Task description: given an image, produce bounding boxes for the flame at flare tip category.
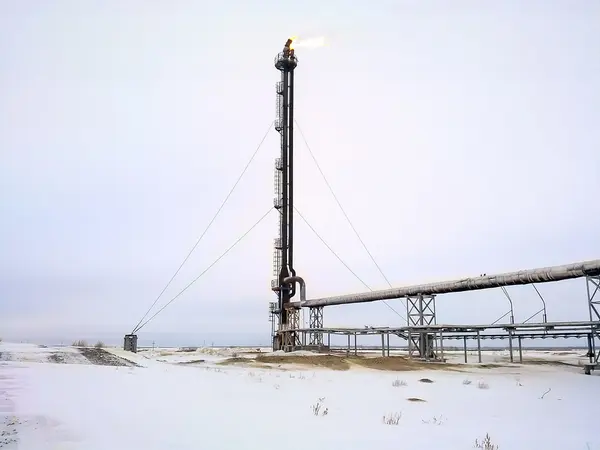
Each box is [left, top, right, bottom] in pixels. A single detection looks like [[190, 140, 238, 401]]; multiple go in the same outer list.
[[288, 36, 326, 50]]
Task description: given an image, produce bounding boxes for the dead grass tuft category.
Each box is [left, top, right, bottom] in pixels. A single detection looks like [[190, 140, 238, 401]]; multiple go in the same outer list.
[[177, 359, 206, 365], [311, 401, 328, 416], [474, 433, 499, 449], [354, 356, 459, 372], [218, 357, 250, 366], [256, 354, 351, 370], [216, 353, 462, 373], [253, 354, 458, 372], [382, 412, 402, 425], [520, 358, 578, 367], [422, 415, 445, 425], [353, 356, 422, 371], [478, 363, 506, 369]]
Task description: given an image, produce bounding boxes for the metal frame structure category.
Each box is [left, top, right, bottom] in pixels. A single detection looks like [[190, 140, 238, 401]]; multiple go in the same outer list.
[[268, 302, 278, 339], [267, 271, 600, 372], [287, 260, 599, 367], [308, 306, 324, 346], [292, 260, 600, 373], [270, 38, 299, 351], [280, 306, 301, 352], [262, 38, 600, 376], [292, 320, 599, 363], [586, 275, 600, 373], [291, 274, 600, 370], [406, 294, 436, 359]]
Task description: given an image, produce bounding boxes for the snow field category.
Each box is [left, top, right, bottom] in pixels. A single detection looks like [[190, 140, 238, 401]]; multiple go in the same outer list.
[[0, 342, 598, 450]]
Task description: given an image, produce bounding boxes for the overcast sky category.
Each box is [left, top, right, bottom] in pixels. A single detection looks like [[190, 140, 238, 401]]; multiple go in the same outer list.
[[1, 1, 599, 347]]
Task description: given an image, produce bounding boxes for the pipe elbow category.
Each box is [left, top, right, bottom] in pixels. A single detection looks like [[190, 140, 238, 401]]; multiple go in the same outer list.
[[283, 276, 306, 304]]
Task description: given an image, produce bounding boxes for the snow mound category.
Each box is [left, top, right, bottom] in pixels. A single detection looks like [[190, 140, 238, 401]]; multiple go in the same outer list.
[[0, 343, 89, 365], [0, 343, 138, 367]]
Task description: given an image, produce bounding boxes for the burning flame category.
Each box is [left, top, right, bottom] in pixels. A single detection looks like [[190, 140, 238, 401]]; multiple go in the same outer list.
[[289, 36, 326, 50], [289, 36, 298, 50]]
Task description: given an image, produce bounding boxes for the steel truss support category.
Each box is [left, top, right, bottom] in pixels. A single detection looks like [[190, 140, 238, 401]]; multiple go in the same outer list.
[[586, 275, 600, 364], [308, 306, 324, 346], [406, 294, 437, 359], [269, 302, 279, 341], [280, 306, 301, 352]]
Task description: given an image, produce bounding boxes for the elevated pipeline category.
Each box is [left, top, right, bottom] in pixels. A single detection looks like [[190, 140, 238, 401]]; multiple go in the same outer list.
[[301, 259, 600, 308]]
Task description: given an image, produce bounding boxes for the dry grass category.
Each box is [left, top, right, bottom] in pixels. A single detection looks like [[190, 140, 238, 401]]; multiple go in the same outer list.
[[218, 357, 253, 366], [352, 356, 454, 371], [246, 354, 459, 372], [519, 358, 578, 367], [256, 354, 351, 370], [422, 415, 445, 425], [382, 412, 402, 425], [474, 433, 499, 449], [213, 353, 469, 373], [177, 359, 206, 365], [311, 400, 328, 416], [477, 364, 506, 369], [94, 341, 105, 349]]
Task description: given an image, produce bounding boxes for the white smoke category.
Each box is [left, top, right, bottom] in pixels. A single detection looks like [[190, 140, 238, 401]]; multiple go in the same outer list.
[[292, 36, 327, 49]]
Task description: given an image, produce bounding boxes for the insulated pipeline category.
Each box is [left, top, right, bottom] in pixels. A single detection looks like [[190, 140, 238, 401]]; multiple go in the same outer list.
[[302, 259, 600, 308]]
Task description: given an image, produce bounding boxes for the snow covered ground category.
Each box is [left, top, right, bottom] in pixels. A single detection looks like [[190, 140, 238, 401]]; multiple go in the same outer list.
[[0, 341, 597, 450]]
